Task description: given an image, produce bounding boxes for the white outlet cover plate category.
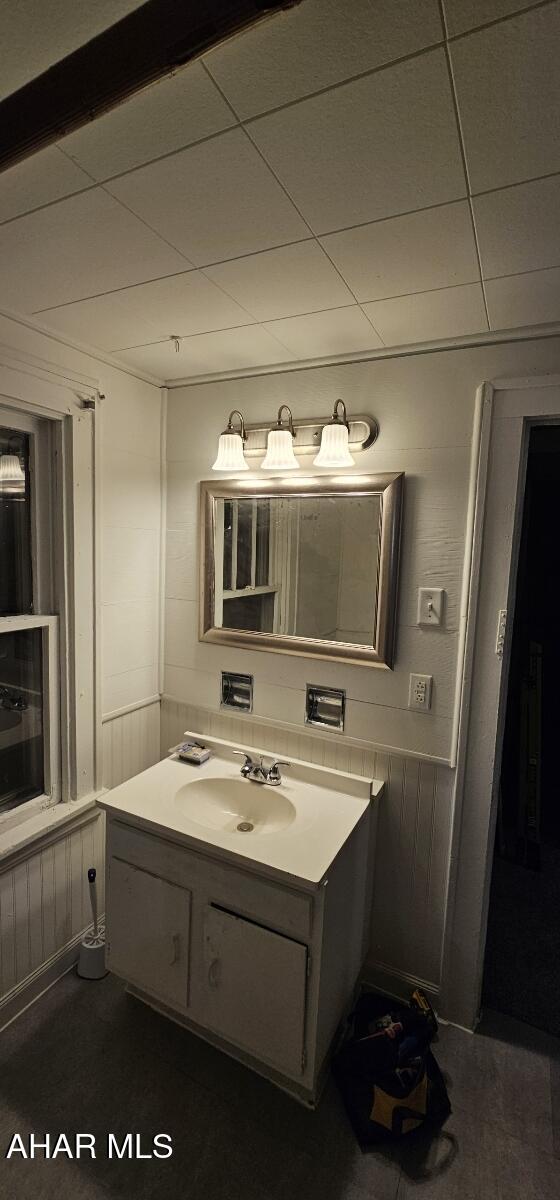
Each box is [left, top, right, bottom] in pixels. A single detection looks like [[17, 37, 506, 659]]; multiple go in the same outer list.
[[408, 673, 433, 711]]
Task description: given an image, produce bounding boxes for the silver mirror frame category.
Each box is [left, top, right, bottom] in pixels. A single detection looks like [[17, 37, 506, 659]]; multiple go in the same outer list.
[[199, 472, 403, 669]]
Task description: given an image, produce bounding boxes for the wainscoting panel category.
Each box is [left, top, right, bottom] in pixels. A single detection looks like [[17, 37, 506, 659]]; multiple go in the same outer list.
[[102, 699, 161, 790], [0, 808, 105, 1021], [161, 698, 454, 994]]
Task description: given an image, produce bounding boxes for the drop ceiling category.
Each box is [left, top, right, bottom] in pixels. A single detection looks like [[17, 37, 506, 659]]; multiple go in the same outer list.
[[1, 0, 559, 384]]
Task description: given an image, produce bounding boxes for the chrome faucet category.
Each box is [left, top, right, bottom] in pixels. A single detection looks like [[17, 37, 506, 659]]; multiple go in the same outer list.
[[233, 751, 291, 786]]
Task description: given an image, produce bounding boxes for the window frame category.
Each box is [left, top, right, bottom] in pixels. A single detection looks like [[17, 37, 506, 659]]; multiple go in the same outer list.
[[0, 354, 101, 835]]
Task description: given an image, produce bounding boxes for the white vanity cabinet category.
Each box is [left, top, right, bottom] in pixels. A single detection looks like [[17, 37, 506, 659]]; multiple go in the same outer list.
[[107, 858, 191, 1013], [202, 905, 308, 1078], [104, 790, 378, 1106]]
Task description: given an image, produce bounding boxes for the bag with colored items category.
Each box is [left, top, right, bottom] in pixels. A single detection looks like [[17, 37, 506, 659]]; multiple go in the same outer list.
[[332, 990, 451, 1148]]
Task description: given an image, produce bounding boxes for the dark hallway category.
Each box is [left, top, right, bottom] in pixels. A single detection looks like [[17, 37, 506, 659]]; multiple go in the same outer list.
[[483, 425, 560, 1036]]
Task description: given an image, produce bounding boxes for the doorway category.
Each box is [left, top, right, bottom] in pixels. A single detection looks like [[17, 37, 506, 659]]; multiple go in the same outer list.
[[482, 424, 560, 1035]]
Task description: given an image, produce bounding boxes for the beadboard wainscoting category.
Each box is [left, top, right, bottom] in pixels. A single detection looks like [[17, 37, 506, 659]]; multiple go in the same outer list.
[[161, 697, 453, 997], [102, 699, 162, 790], [0, 807, 105, 1028]]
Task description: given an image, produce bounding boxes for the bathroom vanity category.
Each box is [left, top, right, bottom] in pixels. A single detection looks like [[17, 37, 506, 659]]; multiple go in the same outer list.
[[99, 734, 383, 1105]]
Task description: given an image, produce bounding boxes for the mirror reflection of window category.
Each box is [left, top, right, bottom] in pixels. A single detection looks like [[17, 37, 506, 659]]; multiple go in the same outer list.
[[215, 494, 382, 648]]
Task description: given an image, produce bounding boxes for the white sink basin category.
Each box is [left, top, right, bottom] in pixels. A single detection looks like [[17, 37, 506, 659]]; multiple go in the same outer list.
[[99, 733, 383, 884], [174, 777, 296, 835]]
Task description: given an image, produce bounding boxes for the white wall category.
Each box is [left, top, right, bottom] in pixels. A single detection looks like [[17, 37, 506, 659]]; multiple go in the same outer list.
[[164, 335, 560, 1001]]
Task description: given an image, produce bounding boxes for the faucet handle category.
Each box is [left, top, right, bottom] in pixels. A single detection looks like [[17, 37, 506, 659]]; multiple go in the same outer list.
[[233, 750, 253, 774], [268, 759, 291, 781]]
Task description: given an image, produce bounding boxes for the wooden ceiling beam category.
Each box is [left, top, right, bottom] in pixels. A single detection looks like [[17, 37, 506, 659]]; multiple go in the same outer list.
[[0, 0, 301, 174]]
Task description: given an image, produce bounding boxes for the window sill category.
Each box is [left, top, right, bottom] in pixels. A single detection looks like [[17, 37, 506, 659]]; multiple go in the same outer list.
[[0, 795, 102, 868]]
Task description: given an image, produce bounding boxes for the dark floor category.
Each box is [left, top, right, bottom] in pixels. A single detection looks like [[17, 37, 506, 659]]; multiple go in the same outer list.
[[483, 844, 560, 1037], [1, 972, 560, 1199]]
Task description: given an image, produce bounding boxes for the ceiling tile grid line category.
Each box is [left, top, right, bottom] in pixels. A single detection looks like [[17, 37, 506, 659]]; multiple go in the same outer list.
[[199, 70, 379, 330], [443, 0, 556, 41], [46, 34, 452, 196], [98, 141, 301, 332], [439, 9, 491, 331], [216, 39, 446, 130], [203, 76, 389, 347], [29, 177, 556, 318], [110, 301, 362, 351], [57, 104, 242, 191], [202, 0, 554, 126], [106, 270, 503, 355]]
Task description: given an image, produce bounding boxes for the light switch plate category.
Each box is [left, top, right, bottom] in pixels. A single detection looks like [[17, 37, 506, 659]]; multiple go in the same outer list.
[[409, 673, 433, 711], [417, 587, 444, 626]]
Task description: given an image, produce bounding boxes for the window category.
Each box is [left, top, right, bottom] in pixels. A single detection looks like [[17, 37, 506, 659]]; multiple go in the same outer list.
[[0, 407, 59, 816], [218, 498, 277, 633]]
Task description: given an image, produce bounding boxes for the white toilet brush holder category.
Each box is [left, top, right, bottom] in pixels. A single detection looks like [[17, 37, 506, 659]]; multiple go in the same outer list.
[[77, 867, 108, 980]]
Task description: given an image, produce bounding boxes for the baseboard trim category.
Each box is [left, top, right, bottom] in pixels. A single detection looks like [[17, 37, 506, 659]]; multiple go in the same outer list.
[[0, 920, 102, 1033], [363, 958, 440, 1004]]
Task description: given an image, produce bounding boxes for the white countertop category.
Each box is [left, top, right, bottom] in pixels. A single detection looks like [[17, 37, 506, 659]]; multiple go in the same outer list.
[[98, 732, 384, 885]]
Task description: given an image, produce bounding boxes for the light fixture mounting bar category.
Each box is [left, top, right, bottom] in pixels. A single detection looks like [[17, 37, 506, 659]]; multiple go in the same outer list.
[[240, 413, 378, 458]]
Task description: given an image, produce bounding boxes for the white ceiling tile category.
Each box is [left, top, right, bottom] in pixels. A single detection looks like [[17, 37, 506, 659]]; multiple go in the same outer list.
[[485, 267, 560, 330], [0, 0, 145, 100], [114, 325, 294, 379], [0, 189, 189, 313], [450, 5, 560, 193], [60, 63, 235, 181], [205, 0, 443, 119], [474, 176, 560, 279], [36, 293, 163, 352], [0, 146, 92, 222], [106, 127, 308, 265], [206, 241, 353, 321], [362, 283, 488, 345], [443, 0, 543, 37], [38, 270, 255, 350], [321, 201, 479, 302], [249, 49, 465, 234], [109, 271, 256, 340], [263, 306, 383, 358]]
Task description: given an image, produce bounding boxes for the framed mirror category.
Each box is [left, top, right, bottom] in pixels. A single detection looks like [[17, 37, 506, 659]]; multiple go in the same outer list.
[[199, 473, 403, 669]]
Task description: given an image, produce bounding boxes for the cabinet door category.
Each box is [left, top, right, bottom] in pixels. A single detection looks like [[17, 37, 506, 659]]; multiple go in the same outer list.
[[107, 858, 191, 1013], [203, 906, 307, 1078]]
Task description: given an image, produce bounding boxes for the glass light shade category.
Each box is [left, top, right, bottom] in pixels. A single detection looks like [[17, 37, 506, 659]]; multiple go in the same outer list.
[[212, 432, 248, 471], [313, 422, 355, 468], [261, 428, 299, 470], [0, 453, 26, 496]]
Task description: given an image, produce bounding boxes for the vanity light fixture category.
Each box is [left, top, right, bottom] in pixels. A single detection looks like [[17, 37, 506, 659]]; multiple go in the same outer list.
[[212, 409, 249, 472], [0, 452, 26, 498], [261, 405, 300, 470], [313, 399, 355, 468], [211, 401, 378, 468]]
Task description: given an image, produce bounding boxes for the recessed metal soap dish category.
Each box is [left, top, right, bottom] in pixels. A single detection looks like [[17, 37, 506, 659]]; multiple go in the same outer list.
[[221, 672, 253, 712], [305, 685, 345, 732]]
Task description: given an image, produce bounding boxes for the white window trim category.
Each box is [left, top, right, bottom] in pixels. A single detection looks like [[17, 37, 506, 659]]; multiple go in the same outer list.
[[0, 354, 101, 844]]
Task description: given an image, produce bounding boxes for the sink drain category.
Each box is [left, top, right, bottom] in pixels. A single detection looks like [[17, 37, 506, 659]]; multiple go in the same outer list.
[[236, 821, 254, 833]]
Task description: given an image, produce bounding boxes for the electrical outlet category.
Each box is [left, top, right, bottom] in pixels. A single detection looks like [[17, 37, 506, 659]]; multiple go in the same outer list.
[[417, 588, 444, 626], [409, 673, 433, 711]]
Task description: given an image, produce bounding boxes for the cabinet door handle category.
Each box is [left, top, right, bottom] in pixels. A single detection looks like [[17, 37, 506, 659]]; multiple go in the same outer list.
[[170, 933, 181, 965], [208, 957, 221, 989]]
